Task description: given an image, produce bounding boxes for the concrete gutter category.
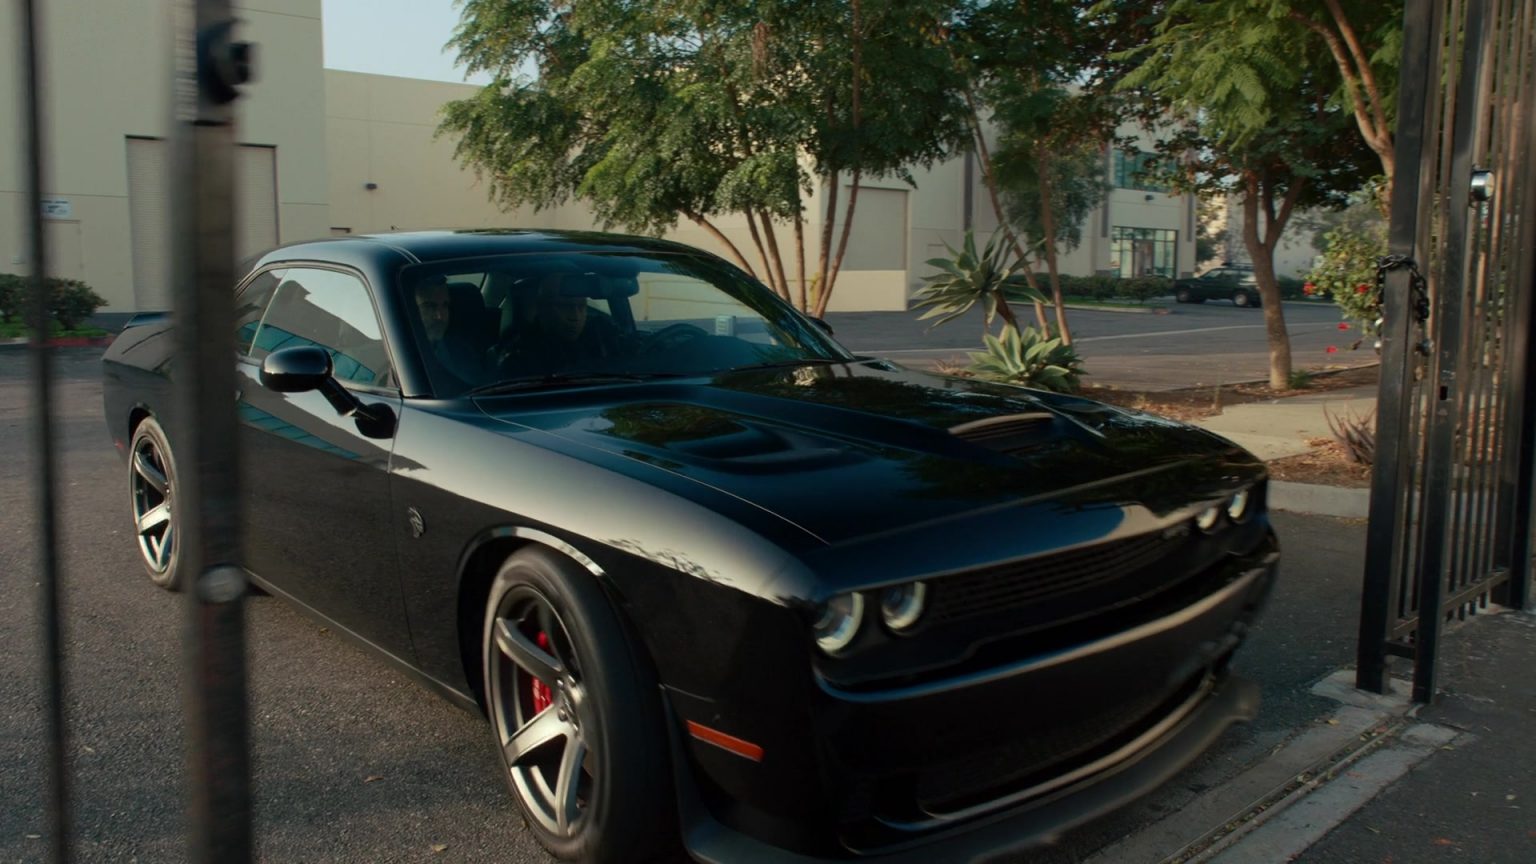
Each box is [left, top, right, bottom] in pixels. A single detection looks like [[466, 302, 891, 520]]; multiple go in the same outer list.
[[1267, 481, 1370, 519]]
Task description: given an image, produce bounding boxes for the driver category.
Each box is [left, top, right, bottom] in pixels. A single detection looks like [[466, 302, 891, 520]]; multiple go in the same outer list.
[[497, 273, 625, 375]]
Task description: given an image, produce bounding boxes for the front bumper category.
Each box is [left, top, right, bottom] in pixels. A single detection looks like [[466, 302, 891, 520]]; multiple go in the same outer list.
[[675, 541, 1278, 863], [681, 675, 1258, 864]]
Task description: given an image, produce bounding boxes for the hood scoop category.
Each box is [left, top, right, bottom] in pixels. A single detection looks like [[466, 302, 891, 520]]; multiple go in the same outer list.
[[594, 404, 855, 474], [949, 412, 1058, 456]]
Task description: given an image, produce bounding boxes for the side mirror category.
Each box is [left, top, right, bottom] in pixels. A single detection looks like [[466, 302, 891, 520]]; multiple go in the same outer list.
[[259, 345, 396, 439], [260, 345, 333, 393], [811, 317, 834, 336]]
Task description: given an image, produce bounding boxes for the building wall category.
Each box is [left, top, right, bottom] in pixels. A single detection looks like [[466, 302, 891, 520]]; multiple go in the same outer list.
[[0, 0, 328, 312]]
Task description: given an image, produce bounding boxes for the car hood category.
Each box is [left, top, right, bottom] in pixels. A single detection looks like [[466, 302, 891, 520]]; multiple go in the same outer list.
[[472, 360, 1261, 551]]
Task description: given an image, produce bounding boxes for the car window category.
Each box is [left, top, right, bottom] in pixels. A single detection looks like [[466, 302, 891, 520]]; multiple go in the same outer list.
[[250, 267, 392, 388], [234, 269, 283, 355]]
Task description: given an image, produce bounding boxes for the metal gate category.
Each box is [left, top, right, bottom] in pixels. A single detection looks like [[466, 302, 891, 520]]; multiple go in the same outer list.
[[1357, 0, 1536, 702], [20, 0, 256, 861]]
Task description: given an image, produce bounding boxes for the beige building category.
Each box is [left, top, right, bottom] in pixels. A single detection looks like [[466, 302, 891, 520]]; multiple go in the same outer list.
[[3, 0, 1198, 315]]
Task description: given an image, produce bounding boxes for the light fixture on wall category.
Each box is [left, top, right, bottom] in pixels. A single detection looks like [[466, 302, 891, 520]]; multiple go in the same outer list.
[[365, 182, 378, 190]]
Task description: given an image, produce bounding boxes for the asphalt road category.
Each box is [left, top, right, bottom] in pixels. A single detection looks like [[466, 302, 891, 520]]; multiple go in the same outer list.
[[2, 348, 1367, 863], [827, 299, 1369, 391]]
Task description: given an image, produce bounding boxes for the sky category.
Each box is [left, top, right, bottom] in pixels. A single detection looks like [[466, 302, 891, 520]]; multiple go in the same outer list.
[[321, 0, 491, 84]]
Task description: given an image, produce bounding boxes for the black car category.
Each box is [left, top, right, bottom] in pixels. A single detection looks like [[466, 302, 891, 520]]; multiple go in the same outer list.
[[102, 230, 1278, 864], [1174, 266, 1262, 307]]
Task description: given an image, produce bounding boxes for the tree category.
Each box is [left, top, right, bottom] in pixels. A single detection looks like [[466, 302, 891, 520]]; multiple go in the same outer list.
[[1111, 0, 1377, 388], [441, 0, 968, 315]]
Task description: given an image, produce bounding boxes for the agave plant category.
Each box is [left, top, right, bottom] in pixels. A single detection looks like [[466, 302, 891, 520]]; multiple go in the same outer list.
[[912, 228, 1044, 333], [965, 325, 1084, 393]]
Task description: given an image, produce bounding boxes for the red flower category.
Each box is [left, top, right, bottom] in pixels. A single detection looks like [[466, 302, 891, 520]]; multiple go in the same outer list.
[[1356, 284, 1370, 294], [1303, 282, 1316, 295], [1338, 322, 1350, 330], [1326, 346, 1339, 354]]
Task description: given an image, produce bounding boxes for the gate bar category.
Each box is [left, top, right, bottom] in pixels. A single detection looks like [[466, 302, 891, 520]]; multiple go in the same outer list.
[[1357, 0, 1442, 694], [173, 1, 255, 859], [1411, 0, 1493, 704], [20, 0, 71, 860]]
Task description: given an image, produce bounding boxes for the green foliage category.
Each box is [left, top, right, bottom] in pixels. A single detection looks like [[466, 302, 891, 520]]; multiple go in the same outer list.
[[1305, 219, 1387, 338], [965, 324, 1085, 393], [1287, 369, 1315, 389], [994, 136, 1108, 255], [1045, 274, 1172, 304], [442, 0, 970, 310], [912, 229, 1045, 330], [0, 273, 107, 330]]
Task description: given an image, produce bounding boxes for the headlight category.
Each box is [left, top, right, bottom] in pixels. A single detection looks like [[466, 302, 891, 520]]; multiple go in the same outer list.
[[813, 592, 865, 655], [1227, 489, 1251, 521], [1195, 505, 1222, 532], [879, 582, 927, 632]]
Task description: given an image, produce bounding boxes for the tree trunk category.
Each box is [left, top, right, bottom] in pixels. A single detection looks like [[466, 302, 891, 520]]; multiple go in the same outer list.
[[686, 211, 757, 279], [1241, 181, 1293, 390], [793, 204, 808, 312], [1035, 146, 1072, 345], [758, 210, 792, 305], [820, 170, 860, 319], [960, 89, 1046, 331], [816, 171, 839, 308], [744, 210, 783, 299]]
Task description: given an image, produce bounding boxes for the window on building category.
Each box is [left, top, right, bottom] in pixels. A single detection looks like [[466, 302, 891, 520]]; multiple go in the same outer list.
[[1110, 227, 1179, 278], [1113, 150, 1168, 193]]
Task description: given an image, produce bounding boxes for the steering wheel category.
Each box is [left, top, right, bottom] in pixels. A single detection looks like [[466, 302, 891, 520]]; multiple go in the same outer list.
[[644, 322, 711, 353]]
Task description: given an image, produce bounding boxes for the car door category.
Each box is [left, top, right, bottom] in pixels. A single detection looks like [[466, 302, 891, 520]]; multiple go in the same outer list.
[[234, 264, 412, 660]]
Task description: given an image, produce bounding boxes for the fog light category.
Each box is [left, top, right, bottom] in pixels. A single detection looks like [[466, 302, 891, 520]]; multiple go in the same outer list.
[[814, 592, 864, 655], [1227, 489, 1251, 521], [880, 582, 927, 632], [1195, 505, 1222, 532]]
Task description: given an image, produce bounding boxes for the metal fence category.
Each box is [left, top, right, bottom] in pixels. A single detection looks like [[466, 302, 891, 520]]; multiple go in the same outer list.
[[1357, 0, 1536, 702], [21, 1, 256, 861]]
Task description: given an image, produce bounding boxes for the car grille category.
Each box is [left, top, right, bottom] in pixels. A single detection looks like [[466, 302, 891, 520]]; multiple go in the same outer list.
[[911, 675, 1201, 814], [928, 529, 1186, 625]]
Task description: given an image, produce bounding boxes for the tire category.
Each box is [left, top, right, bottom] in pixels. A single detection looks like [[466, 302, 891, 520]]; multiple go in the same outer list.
[[1233, 290, 1255, 308], [482, 547, 674, 864], [1175, 286, 1193, 304], [128, 416, 182, 591]]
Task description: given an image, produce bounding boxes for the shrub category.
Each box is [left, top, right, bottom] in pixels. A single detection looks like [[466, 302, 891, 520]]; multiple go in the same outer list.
[[1117, 276, 1173, 304], [0, 273, 108, 330], [1304, 220, 1388, 339], [965, 324, 1085, 393]]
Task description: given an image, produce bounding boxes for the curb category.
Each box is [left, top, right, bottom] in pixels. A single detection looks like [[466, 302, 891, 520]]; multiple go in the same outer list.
[[1062, 302, 1173, 316], [1268, 480, 1370, 519], [0, 335, 113, 350]]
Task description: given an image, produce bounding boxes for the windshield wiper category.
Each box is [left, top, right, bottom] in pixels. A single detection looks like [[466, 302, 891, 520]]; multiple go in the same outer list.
[[466, 371, 686, 396], [729, 357, 848, 372]]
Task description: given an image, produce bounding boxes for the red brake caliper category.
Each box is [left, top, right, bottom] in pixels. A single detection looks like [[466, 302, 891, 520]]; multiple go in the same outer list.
[[530, 631, 554, 713]]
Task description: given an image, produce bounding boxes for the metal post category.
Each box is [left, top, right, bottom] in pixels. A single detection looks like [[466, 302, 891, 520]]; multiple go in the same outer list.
[[19, 0, 70, 860], [172, 1, 255, 859], [1356, 0, 1440, 693]]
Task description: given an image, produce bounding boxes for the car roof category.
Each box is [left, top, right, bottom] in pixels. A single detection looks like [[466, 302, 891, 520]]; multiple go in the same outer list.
[[251, 229, 710, 270]]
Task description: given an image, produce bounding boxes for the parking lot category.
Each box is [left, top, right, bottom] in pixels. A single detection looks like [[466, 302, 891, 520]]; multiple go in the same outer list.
[[2, 347, 1366, 863]]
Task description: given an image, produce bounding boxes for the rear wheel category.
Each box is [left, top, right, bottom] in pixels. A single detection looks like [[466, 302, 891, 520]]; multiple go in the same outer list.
[[128, 416, 181, 590], [1233, 290, 1257, 308], [1175, 286, 1192, 304], [482, 547, 673, 863]]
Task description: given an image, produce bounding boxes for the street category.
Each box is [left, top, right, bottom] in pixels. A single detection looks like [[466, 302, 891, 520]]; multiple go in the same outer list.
[[2, 347, 1364, 863], [828, 299, 1367, 391]]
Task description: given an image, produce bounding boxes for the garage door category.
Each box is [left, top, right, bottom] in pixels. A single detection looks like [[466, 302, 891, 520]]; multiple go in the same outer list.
[[125, 137, 279, 309]]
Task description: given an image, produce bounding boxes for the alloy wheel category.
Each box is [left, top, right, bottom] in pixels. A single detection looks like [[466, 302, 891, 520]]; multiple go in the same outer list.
[[488, 586, 598, 837], [130, 433, 175, 575]]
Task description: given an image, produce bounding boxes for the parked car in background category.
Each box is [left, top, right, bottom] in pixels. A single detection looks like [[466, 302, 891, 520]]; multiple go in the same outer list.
[[1174, 265, 1262, 307], [102, 230, 1278, 864]]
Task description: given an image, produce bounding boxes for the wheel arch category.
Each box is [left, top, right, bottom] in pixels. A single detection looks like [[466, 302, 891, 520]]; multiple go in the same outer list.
[[454, 526, 623, 713]]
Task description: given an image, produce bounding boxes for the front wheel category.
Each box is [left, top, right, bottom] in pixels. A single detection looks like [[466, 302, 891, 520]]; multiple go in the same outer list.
[[1175, 286, 1193, 304], [1233, 290, 1257, 308], [482, 547, 674, 863]]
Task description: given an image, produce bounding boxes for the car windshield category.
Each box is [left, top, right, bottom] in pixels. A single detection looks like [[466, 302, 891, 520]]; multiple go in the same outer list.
[[399, 251, 854, 396]]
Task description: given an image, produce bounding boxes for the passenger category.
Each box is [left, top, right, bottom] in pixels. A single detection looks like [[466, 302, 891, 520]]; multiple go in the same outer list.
[[498, 273, 624, 375]]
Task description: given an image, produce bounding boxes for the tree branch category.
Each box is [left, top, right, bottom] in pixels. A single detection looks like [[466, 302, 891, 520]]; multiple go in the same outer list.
[[685, 210, 757, 278], [1322, 0, 1390, 144], [1288, 10, 1394, 177], [758, 209, 792, 303], [744, 210, 779, 297]]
